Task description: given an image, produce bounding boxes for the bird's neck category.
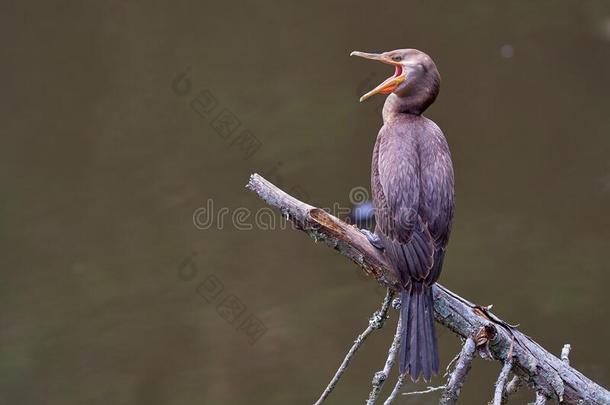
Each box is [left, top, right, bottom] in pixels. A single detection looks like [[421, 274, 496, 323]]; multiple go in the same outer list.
[[382, 93, 428, 122]]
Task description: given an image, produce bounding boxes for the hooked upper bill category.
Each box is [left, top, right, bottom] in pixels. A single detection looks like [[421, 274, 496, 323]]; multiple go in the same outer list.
[[350, 51, 407, 102]]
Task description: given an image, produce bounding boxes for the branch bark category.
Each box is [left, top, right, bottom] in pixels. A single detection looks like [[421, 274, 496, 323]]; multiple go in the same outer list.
[[492, 342, 513, 405], [246, 173, 610, 405], [501, 375, 524, 404], [366, 316, 401, 404], [440, 337, 476, 405], [384, 373, 406, 404]]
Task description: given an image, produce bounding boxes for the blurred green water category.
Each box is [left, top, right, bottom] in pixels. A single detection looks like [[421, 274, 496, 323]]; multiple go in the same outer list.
[[1, 1, 609, 403]]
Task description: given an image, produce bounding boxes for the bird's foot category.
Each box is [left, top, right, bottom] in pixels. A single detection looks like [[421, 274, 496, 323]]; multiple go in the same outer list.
[[360, 229, 384, 251]]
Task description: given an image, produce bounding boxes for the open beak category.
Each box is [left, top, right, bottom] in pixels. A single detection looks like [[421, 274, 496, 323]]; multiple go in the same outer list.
[[350, 51, 406, 102]]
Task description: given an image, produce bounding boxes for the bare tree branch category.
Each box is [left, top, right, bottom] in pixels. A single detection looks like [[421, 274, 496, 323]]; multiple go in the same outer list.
[[314, 289, 395, 405], [367, 317, 402, 404], [501, 375, 524, 404], [439, 337, 477, 405], [492, 340, 514, 405], [246, 173, 610, 405], [383, 373, 406, 405]]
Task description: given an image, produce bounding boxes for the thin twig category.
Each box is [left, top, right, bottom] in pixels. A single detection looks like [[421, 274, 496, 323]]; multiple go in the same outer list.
[[383, 373, 406, 405], [492, 339, 514, 405], [501, 375, 524, 404], [494, 364, 514, 404], [561, 344, 571, 366], [439, 337, 477, 405], [444, 350, 461, 377], [367, 317, 402, 404], [314, 289, 395, 405], [402, 385, 446, 395]]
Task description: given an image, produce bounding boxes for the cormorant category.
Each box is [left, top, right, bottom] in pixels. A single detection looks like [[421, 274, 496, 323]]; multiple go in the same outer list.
[[351, 48, 455, 382]]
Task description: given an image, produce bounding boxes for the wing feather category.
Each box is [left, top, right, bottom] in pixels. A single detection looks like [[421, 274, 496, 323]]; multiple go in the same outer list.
[[373, 124, 437, 285]]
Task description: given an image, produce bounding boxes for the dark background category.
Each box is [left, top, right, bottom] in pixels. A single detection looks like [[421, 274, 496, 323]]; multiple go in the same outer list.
[[1, 1, 609, 404]]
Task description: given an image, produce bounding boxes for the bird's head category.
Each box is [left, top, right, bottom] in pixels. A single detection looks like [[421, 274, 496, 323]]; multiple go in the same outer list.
[[350, 48, 440, 112]]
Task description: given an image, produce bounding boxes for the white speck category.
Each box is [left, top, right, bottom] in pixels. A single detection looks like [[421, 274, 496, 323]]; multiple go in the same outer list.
[[500, 44, 514, 59]]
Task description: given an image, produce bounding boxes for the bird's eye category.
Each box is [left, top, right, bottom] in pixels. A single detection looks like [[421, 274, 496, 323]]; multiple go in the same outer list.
[[392, 56, 402, 62]]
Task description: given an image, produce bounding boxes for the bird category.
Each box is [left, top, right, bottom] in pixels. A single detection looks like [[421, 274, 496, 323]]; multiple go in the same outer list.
[[351, 48, 454, 382]]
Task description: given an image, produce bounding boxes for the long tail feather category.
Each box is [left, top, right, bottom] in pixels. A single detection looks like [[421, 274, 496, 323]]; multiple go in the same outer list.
[[399, 285, 438, 381]]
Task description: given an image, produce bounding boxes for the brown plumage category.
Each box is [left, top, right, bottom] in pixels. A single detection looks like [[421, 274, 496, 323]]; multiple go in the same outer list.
[[352, 48, 454, 382]]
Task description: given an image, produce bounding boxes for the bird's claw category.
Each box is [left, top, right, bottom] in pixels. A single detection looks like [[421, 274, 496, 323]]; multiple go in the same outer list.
[[361, 229, 384, 251]]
